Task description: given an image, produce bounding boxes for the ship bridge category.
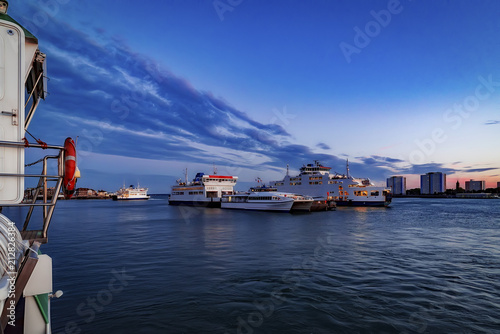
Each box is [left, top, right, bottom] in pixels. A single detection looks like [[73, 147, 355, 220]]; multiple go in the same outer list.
[[299, 161, 331, 175]]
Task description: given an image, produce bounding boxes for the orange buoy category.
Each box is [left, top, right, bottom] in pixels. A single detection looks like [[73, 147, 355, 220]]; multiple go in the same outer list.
[[63, 137, 77, 199]]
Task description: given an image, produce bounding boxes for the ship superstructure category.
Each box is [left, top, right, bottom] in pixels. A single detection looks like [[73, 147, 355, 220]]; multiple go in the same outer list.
[[168, 171, 238, 207], [269, 160, 392, 206]]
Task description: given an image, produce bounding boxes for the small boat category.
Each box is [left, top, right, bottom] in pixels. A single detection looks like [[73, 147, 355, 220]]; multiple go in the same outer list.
[[112, 184, 150, 200], [251, 188, 313, 212], [250, 183, 314, 212], [221, 192, 294, 212]]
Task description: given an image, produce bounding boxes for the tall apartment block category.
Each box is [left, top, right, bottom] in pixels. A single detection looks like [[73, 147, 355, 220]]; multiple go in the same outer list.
[[387, 176, 406, 195], [420, 172, 446, 194], [465, 180, 485, 191]]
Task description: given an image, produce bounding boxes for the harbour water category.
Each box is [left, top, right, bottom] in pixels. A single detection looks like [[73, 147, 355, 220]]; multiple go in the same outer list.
[[4, 198, 500, 333]]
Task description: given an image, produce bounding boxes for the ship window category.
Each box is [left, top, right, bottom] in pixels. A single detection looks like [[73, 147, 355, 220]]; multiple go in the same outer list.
[[371, 191, 379, 196], [188, 191, 204, 195], [354, 191, 368, 196], [308, 181, 323, 185]]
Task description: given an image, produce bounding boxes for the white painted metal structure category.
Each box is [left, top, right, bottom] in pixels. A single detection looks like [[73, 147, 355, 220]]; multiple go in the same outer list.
[[0, 14, 25, 204], [0, 3, 65, 332]]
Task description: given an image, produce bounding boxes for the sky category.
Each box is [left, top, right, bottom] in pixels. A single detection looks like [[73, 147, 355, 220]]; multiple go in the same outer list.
[[12, 0, 500, 193]]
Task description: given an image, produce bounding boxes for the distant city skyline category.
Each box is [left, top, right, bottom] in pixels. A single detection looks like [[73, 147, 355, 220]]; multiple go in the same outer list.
[[14, 1, 500, 193]]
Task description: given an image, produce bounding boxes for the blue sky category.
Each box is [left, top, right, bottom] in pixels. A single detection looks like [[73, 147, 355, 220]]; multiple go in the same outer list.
[[14, 0, 500, 192]]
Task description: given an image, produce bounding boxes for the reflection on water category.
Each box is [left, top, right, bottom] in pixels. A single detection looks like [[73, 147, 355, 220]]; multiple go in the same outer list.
[[2, 197, 499, 333]]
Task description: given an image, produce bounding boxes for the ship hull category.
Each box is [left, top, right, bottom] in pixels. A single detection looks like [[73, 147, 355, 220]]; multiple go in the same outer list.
[[335, 200, 390, 207], [290, 200, 313, 212], [112, 196, 150, 201], [168, 198, 222, 208], [221, 201, 293, 212]]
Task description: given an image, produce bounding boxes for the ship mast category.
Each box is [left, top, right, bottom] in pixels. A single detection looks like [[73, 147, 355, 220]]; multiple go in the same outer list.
[[346, 159, 351, 178]]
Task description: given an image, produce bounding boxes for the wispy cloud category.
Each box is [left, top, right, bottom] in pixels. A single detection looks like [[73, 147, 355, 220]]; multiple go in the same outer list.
[[316, 143, 331, 150], [484, 120, 500, 125], [462, 167, 498, 173]]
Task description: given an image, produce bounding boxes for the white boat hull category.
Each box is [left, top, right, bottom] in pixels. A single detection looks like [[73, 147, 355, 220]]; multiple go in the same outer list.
[[221, 200, 293, 212], [113, 195, 150, 200]]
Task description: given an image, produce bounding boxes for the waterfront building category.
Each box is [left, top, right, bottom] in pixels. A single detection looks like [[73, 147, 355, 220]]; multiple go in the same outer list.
[[387, 176, 406, 195], [497, 181, 500, 189], [465, 180, 485, 192], [420, 172, 446, 194], [74, 188, 98, 198]]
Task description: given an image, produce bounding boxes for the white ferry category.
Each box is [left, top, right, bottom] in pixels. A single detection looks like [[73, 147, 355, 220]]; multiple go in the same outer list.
[[221, 192, 294, 212], [270, 160, 392, 207], [112, 184, 150, 200], [168, 171, 237, 207]]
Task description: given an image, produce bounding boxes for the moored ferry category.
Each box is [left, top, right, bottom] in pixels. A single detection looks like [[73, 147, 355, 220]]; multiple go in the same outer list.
[[112, 184, 150, 200], [168, 171, 237, 207], [221, 192, 295, 212], [270, 160, 392, 207]]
